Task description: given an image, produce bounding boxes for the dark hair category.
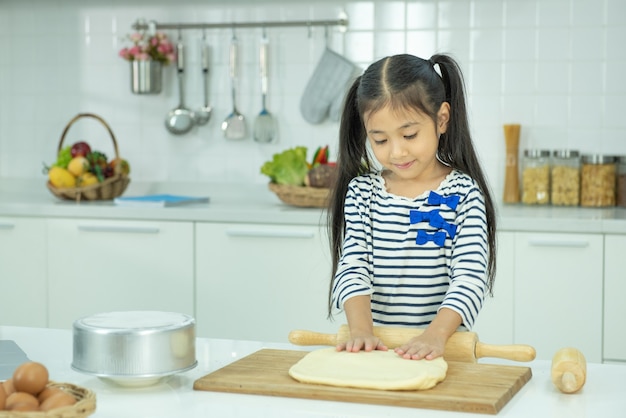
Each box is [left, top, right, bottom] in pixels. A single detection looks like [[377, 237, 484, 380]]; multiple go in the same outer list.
[[327, 53, 497, 317]]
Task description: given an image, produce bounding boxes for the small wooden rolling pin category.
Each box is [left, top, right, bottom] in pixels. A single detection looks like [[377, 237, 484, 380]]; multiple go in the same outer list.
[[289, 325, 536, 363], [551, 347, 586, 393]]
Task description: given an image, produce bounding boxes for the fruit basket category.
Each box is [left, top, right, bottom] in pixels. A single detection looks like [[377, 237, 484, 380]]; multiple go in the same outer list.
[[46, 113, 130, 202], [0, 381, 96, 418], [268, 183, 330, 208]]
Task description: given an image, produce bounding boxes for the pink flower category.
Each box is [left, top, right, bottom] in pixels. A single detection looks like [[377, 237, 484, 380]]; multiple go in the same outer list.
[[119, 31, 174, 65]]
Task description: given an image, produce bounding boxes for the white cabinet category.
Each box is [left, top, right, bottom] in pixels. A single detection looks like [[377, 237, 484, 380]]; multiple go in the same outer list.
[[195, 222, 336, 343], [46, 219, 194, 329], [0, 217, 47, 327], [472, 231, 515, 346], [513, 232, 603, 362], [604, 235, 626, 362]]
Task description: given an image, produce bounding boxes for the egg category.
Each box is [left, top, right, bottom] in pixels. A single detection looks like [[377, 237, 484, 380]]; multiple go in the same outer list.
[[12, 361, 49, 395], [39, 391, 76, 411], [9, 402, 39, 411], [6, 391, 39, 409], [2, 379, 15, 396], [38, 386, 64, 404], [0, 384, 6, 410]]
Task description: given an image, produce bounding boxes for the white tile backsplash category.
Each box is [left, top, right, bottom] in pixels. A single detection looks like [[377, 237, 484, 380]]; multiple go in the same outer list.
[[0, 0, 624, 200]]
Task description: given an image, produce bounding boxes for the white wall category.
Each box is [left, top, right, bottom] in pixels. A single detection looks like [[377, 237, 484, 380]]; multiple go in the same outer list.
[[1, 0, 625, 198]]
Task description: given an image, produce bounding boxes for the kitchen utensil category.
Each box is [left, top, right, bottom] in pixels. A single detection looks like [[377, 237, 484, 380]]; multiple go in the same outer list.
[[165, 36, 195, 135], [195, 37, 212, 126], [221, 33, 246, 139], [72, 311, 197, 387], [503, 124, 521, 203], [253, 34, 277, 143], [288, 325, 536, 363], [193, 348, 532, 415]]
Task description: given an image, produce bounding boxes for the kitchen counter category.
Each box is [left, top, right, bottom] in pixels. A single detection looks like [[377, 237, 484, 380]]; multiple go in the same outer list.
[[1, 326, 625, 418], [2, 178, 626, 233]]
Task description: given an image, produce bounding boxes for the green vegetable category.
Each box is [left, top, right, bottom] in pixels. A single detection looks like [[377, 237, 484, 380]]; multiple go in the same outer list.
[[261, 146, 309, 186], [53, 146, 72, 169]]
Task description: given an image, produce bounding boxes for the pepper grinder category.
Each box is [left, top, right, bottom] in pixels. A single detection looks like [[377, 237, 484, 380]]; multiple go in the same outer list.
[[503, 124, 521, 203]]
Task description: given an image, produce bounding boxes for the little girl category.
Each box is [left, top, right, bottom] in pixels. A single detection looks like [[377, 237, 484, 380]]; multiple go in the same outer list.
[[327, 54, 497, 361]]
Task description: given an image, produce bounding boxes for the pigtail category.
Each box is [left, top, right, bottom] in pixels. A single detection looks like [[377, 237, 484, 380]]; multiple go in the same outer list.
[[431, 54, 497, 294], [327, 75, 369, 317]]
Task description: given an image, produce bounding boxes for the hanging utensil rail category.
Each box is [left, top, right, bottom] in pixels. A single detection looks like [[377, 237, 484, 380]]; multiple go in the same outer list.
[[132, 12, 348, 33]]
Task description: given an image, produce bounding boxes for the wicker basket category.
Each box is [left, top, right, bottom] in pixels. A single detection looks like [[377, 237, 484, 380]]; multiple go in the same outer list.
[[46, 113, 130, 202], [0, 382, 96, 418], [268, 182, 330, 208]]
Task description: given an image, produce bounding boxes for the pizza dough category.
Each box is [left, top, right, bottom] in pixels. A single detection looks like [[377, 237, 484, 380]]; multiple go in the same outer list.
[[288, 348, 448, 391]]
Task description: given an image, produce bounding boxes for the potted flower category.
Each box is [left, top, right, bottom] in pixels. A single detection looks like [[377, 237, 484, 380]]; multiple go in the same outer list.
[[119, 31, 175, 94]]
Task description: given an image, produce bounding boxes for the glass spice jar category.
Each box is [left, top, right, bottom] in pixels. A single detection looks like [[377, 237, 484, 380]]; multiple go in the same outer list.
[[580, 154, 617, 207], [521, 149, 551, 205], [550, 150, 580, 206], [617, 156, 626, 208]]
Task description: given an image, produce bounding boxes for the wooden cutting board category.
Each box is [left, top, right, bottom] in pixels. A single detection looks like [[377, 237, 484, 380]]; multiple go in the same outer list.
[[193, 349, 532, 415]]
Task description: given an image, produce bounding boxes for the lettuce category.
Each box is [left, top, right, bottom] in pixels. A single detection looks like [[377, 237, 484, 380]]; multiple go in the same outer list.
[[261, 146, 309, 186]]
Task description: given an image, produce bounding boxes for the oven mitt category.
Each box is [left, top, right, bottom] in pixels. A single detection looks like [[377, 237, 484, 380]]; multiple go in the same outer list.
[[300, 48, 359, 124]]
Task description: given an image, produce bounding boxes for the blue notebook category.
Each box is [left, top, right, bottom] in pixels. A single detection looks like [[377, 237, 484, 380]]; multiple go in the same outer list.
[[114, 194, 210, 208]]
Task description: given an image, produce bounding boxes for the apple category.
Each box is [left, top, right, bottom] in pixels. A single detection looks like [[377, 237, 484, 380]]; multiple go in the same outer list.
[[71, 141, 91, 158]]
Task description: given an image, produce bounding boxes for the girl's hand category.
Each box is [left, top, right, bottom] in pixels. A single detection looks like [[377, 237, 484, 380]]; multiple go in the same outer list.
[[394, 332, 446, 360], [336, 333, 388, 353]]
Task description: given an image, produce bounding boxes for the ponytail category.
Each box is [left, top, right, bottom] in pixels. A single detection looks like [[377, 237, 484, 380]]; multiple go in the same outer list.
[[326, 75, 371, 317], [430, 54, 497, 293]]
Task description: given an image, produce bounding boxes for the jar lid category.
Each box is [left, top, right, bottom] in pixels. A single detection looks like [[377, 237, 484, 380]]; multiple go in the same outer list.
[[552, 149, 580, 158], [524, 149, 550, 158], [581, 154, 617, 164]]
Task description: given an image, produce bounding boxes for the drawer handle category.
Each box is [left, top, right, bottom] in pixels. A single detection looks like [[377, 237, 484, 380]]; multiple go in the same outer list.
[[528, 239, 589, 248], [226, 229, 315, 239], [78, 225, 160, 234], [0, 222, 15, 230]]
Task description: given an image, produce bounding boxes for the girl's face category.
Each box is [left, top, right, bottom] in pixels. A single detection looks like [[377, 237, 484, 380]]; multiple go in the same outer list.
[[364, 103, 450, 185]]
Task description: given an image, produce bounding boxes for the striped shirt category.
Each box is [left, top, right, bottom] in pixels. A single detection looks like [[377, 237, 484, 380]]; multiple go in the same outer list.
[[330, 169, 489, 330]]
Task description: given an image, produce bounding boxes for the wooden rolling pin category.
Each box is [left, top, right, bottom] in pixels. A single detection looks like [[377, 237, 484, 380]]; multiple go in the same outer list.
[[288, 325, 536, 363], [551, 347, 586, 393]]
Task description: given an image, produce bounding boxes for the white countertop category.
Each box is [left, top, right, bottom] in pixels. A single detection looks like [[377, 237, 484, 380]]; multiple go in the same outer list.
[[1, 326, 625, 418], [2, 178, 626, 233]]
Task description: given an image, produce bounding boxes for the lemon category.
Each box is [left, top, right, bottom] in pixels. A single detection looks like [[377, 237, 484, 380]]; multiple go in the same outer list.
[[48, 166, 76, 188], [77, 172, 99, 187]]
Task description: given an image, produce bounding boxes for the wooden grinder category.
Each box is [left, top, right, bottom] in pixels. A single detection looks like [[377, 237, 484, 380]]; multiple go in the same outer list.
[[289, 325, 536, 363], [503, 124, 521, 203]]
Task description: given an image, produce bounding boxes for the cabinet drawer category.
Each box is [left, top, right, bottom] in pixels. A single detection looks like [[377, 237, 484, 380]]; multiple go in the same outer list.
[[604, 235, 626, 361], [195, 222, 335, 342], [47, 219, 194, 328], [514, 232, 603, 362]]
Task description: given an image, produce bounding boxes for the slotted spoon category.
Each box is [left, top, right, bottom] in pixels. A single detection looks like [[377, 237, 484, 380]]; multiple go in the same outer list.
[[253, 34, 277, 143]]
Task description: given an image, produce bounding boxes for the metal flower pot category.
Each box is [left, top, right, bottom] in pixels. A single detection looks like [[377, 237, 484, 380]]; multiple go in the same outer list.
[[131, 60, 162, 94]]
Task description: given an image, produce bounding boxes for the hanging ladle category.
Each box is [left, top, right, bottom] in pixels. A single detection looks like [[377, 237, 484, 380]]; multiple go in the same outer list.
[[195, 30, 212, 126], [165, 31, 195, 135]]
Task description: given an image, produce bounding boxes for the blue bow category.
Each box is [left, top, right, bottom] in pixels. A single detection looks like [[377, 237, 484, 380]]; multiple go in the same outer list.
[[410, 209, 457, 240], [428, 213, 458, 240], [415, 230, 446, 247], [409, 209, 436, 224], [428, 191, 460, 210]]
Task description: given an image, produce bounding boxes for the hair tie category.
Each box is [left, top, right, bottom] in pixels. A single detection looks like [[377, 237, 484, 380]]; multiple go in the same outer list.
[[429, 58, 442, 78]]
